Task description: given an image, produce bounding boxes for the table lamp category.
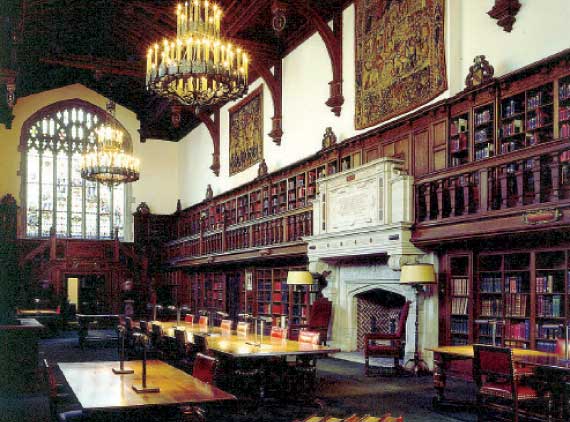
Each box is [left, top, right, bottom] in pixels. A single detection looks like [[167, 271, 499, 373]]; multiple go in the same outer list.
[[113, 325, 134, 374], [132, 334, 160, 393], [286, 271, 315, 286], [400, 263, 436, 376]]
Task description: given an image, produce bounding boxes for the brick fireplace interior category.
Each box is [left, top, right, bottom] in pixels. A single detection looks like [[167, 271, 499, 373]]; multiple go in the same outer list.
[[355, 289, 407, 352]]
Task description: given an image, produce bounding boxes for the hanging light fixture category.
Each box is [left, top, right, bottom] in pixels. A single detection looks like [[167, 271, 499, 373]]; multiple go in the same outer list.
[[80, 102, 140, 187], [146, 1, 249, 108]]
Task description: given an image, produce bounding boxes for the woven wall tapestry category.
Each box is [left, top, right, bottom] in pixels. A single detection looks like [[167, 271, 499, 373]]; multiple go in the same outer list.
[[355, 0, 447, 130], [229, 86, 263, 176]]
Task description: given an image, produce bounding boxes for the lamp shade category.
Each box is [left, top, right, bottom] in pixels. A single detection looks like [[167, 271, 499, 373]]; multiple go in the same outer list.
[[400, 264, 436, 285], [286, 271, 315, 285]]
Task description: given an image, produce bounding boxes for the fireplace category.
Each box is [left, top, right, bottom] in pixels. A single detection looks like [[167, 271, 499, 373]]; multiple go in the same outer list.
[[355, 288, 406, 352], [305, 157, 438, 368]]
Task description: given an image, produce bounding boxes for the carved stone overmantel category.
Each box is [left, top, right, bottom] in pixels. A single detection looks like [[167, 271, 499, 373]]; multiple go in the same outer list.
[[306, 157, 423, 263], [305, 157, 437, 367]]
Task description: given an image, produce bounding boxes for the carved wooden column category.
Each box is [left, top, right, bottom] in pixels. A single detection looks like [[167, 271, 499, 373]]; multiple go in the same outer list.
[[516, 161, 524, 207], [479, 168, 489, 213], [449, 177, 457, 217], [551, 153, 561, 201], [499, 166, 509, 209], [49, 227, 56, 261], [424, 184, 432, 221], [436, 180, 444, 221], [532, 158, 542, 204], [462, 176, 470, 215]]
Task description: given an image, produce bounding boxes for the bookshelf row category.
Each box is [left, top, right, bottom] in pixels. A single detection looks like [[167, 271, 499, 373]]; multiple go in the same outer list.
[[446, 249, 570, 351], [449, 74, 570, 167], [176, 152, 362, 238], [182, 267, 312, 327]]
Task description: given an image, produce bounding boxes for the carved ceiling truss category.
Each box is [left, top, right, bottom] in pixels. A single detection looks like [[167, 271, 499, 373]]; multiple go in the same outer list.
[[198, 109, 221, 177]]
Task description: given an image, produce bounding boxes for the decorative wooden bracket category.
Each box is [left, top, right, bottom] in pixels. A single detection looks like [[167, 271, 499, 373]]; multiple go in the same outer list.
[[253, 60, 283, 145], [290, 0, 344, 116], [488, 0, 521, 33], [198, 108, 221, 176]]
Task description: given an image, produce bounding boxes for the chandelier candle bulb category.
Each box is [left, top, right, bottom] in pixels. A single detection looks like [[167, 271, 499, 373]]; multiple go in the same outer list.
[[146, 0, 247, 106]]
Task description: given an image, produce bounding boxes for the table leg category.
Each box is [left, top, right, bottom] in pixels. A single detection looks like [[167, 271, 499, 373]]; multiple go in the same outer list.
[[432, 353, 447, 408]]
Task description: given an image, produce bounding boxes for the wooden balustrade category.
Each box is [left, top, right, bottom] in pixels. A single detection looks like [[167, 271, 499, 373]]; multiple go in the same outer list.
[[416, 140, 570, 225], [165, 207, 313, 264]]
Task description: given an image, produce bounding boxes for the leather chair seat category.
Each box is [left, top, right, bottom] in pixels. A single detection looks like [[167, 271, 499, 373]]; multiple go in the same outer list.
[[480, 381, 550, 400]]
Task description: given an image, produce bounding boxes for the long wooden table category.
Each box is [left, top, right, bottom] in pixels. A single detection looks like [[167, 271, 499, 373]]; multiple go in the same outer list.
[[59, 360, 236, 412], [148, 320, 340, 358], [429, 345, 553, 409]]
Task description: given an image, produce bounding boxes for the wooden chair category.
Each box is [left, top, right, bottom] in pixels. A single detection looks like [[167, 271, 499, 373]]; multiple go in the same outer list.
[[288, 297, 332, 344], [192, 353, 218, 384], [184, 314, 195, 324], [364, 301, 410, 376], [555, 338, 568, 356], [220, 319, 232, 332], [173, 329, 194, 373], [286, 330, 321, 399], [198, 316, 208, 329], [179, 353, 219, 422], [236, 322, 250, 336], [271, 326, 287, 340], [473, 344, 552, 422]]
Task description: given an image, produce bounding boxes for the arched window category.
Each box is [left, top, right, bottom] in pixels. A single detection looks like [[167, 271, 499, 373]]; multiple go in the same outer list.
[[22, 99, 129, 239]]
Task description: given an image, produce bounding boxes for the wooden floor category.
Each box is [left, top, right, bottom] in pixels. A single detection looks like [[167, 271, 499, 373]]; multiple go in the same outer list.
[[0, 331, 477, 422]]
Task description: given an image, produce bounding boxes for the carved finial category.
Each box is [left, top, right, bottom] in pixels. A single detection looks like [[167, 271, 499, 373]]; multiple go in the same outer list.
[[488, 0, 521, 33], [136, 202, 150, 215], [465, 55, 495, 90], [205, 184, 213, 201], [176, 199, 182, 213], [257, 159, 268, 179], [322, 127, 337, 150], [0, 194, 17, 206]]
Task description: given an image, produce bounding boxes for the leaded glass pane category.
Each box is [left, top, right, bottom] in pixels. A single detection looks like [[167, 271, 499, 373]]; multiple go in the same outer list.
[[99, 186, 111, 238], [24, 103, 126, 239], [113, 185, 124, 239]]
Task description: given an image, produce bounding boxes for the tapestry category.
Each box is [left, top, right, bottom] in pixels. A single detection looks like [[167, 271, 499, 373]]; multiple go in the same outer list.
[[355, 0, 447, 130], [229, 87, 263, 176]]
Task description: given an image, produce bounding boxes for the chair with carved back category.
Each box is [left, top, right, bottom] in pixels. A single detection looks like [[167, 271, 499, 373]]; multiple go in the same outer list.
[[364, 300, 410, 376], [473, 344, 552, 422], [184, 314, 195, 324], [288, 297, 332, 345], [271, 326, 287, 340], [236, 321, 250, 337], [198, 316, 208, 330]]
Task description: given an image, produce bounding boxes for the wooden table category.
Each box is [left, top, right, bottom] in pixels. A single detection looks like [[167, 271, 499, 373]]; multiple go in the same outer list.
[[429, 345, 553, 409], [58, 360, 236, 412], [77, 314, 120, 348], [16, 308, 59, 316], [150, 321, 340, 358]]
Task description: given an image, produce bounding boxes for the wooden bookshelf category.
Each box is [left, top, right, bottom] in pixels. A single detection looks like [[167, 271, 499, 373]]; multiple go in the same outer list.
[[473, 103, 495, 160], [559, 75, 570, 139], [448, 254, 471, 345], [449, 113, 470, 167]]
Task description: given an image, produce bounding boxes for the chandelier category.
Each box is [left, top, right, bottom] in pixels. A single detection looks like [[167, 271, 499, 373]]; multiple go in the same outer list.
[[80, 102, 140, 187], [146, 1, 249, 108]]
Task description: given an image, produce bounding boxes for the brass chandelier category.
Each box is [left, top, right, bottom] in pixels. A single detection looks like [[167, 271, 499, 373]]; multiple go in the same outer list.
[[146, 1, 249, 107], [80, 102, 140, 187]]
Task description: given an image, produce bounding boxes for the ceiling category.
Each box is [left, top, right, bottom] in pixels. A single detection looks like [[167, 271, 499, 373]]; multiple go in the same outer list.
[[2, 0, 349, 141]]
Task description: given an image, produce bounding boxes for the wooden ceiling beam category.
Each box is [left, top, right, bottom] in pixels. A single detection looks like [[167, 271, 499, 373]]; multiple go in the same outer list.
[[40, 55, 145, 78], [224, 0, 271, 37]]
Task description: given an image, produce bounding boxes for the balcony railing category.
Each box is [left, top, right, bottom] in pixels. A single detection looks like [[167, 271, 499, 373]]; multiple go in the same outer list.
[[415, 140, 570, 225], [164, 208, 313, 264]]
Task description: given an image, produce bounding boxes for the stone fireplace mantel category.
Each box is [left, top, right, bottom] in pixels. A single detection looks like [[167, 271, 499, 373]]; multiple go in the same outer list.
[[305, 157, 438, 368]]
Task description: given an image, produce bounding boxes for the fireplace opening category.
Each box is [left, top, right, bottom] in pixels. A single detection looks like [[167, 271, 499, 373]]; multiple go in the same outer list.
[[355, 289, 406, 351]]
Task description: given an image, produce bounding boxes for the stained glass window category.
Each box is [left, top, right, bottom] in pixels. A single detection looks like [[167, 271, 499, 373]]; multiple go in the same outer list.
[[23, 101, 129, 239]]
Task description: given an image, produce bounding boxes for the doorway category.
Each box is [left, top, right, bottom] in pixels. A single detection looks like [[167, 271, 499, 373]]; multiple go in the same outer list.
[[66, 275, 106, 314]]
